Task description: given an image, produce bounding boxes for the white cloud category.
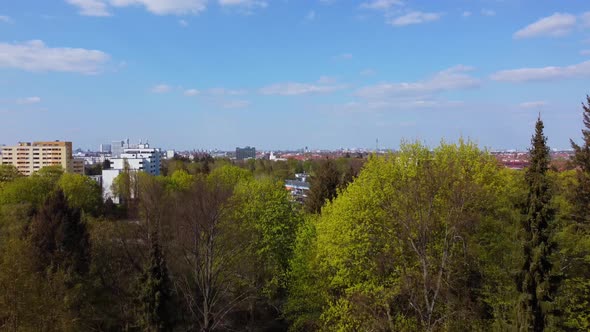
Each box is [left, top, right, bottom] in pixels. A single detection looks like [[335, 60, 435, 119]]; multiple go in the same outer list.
[[16, 96, 41, 104], [305, 10, 316, 21], [462, 11, 471, 18], [333, 99, 464, 113], [490, 60, 590, 82], [360, 68, 376, 76], [0, 40, 110, 74], [333, 53, 353, 60], [356, 65, 479, 99], [222, 100, 250, 109], [360, 0, 403, 11], [206, 88, 246, 95], [581, 49, 590, 56], [514, 13, 577, 39], [151, 84, 171, 93], [481, 9, 495, 17], [0, 15, 14, 23], [218, 0, 267, 10], [110, 0, 207, 15], [519, 101, 547, 109], [179, 19, 188, 26], [583, 11, 590, 28], [184, 88, 200, 96], [260, 78, 345, 96], [389, 11, 442, 26], [66, 0, 111, 16]]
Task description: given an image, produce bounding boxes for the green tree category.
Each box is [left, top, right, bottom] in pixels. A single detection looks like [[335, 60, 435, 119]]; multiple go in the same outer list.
[[58, 173, 102, 216], [517, 116, 559, 332], [0, 165, 21, 184], [29, 189, 91, 276], [556, 96, 590, 330], [305, 159, 341, 214], [139, 234, 175, 332]]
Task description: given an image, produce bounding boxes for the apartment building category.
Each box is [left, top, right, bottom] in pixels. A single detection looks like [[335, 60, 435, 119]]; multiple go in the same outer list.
[[0, 141, 84, 176]]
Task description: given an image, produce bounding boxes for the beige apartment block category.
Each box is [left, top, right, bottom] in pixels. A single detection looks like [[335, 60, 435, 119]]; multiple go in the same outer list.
[[0, 141, 84, 176]]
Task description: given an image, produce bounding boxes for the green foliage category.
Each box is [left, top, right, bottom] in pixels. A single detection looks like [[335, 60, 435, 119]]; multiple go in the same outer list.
[[29, 189, 91, 276], [139, 236, 175, 332], [58, 173, 102, 216], [289, 140, 522, 331], [517, 117, 560, 331], [305, 159, 341, 214], [0, 164, 21, 184]]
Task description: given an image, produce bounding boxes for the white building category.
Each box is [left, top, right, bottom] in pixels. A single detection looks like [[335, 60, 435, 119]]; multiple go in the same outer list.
[[101, 143, 162, 202]]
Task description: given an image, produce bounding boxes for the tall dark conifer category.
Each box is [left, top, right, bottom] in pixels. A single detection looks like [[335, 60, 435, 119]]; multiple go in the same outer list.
[[518, 116, 558, 332], [305, 159, 341, 214], [139, 234, 174, 332], [29, 189, 91, 276], [570, 95, 590, 226]]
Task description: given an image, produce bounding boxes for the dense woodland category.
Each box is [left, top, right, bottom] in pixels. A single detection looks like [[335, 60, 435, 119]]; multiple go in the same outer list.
[[1, 98, 590, 331]]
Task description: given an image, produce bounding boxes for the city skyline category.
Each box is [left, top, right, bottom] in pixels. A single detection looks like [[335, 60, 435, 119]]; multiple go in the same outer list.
[[1, 0, 590, 150]]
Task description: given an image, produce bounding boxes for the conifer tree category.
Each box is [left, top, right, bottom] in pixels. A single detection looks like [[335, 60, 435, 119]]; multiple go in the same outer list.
[[29, 189, 91, 276], [518, 116, 559, 332], [305, 159, 341, 214], [570, 95, 590, 226], [139, 234, 174, 332]]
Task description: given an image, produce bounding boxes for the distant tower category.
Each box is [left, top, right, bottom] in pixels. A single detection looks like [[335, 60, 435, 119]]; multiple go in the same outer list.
[[376, 138, 379, 152]]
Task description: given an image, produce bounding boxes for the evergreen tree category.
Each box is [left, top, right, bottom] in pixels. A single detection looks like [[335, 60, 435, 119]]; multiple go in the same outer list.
[[570, 95, 590, 226], [518, 116, 559, 332], [305, 159, 341, 214], [29, 189, 91, 276], [139, 234, 174, 332]]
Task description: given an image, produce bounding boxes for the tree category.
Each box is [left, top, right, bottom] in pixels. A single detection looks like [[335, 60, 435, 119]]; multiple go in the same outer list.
[[102, 159, 111, 170], [517, 116, 559, 331], [0, 165, 21, 184], [58, 173, 102, 216], [29, 189, 91, 276], [305, 159, 341, 214], [139, 234, 175, 332], [288, 141, 518, 331], [570, 95, 590, 226]]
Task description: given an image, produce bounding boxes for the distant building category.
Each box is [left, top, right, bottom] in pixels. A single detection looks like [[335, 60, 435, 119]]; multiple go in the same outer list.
[[101, 142, 162, 203], [111, 140, 125, 158], [100, 143, 111, 154], [236, 146, 256, 160], [0, 141, 84, 176], [285, 173, 311, 203]]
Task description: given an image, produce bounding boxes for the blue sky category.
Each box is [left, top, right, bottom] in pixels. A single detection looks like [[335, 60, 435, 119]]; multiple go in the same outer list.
[[1, 0, 589, 151]]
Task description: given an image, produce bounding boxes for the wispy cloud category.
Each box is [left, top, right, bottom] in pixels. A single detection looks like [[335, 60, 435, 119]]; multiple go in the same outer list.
[[389, 11, 442, 26], [151, 84, 172, 93], [0, 40, 110, 74], [333, 53, 353, 60], [359, 0, 403, 11], [491, 60, 590, 82], [0, 15, 14, 23], [356, 65, 479, 99], [360, 68, 376, 76], [221, 100, 250, 109], [514, 13, 577, 39], [218, 0, 267, 14], [462, 11, 471, 18], [110, 0, 207, 15], [481, 9, 495, 17], [66, 0, 111, 16], [519, 101, 547, 109], [305, 10, 316, 21], [260, 78, 345, 96], [16, 96, 42, 105], [581, 49, 590, 56], [179, 19, 188, 27], [184, 88, 200, 96]]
